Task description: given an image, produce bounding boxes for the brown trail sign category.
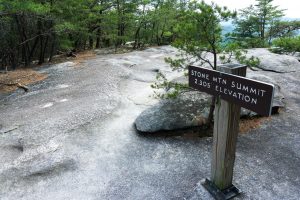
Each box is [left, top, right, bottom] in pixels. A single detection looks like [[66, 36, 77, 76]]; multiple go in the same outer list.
[[189, 65, 274, 116], [188, 64, 274, 200]]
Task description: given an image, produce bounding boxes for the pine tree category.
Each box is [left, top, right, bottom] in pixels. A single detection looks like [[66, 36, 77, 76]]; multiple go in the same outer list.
[[232, 0, 285, 47], [152, 0, 236, 124]]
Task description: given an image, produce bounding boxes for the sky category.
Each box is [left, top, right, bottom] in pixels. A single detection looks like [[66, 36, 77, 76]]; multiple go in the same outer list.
[[205, 0, 300, 18]]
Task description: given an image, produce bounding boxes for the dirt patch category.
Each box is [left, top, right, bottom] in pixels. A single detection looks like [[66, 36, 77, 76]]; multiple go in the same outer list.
[[0, 69, 47, 93], [239, 117, 271, 133], [0, 50, 97, 93], [40, 50, 96, 67], [73, 51, 96, 66]]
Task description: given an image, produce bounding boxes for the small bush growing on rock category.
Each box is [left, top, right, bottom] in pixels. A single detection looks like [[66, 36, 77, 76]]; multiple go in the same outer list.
[[272, 36, 300, 54]]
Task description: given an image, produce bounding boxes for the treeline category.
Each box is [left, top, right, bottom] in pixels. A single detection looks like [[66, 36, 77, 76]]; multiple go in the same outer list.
[[1, 0, 300, 70], [230, 0, 300, 48], [0, 0, 183, 70]]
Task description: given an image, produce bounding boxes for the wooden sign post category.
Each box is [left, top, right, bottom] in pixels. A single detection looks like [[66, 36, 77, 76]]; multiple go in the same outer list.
[[188, 64, 274, 199]]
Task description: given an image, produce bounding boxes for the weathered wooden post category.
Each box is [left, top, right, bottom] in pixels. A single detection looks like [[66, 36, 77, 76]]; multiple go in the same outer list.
[[188, 64, 274, 200], [204, 64, 246, 199]]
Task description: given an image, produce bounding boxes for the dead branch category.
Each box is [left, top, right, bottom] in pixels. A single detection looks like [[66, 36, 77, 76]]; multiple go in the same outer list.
[[0, 82, 29, 92]]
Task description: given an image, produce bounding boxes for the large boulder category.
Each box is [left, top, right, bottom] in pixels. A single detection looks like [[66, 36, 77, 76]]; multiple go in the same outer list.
[[246, 48, 300, 73], [135, 70, 286, 133], [135, 92, 211, 133]]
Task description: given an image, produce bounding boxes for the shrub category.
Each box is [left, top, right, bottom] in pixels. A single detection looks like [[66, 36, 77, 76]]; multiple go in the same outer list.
[[272, 36, 300, 53]]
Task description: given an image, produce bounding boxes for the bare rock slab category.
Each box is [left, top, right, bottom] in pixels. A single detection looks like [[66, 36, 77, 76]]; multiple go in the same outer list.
[[246, 48, 300, 73]]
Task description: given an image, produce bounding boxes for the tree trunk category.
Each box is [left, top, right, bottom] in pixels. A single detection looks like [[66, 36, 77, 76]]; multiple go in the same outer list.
[[156, 25, 160, 45], [42, 35, 49, 62], [15, 14, 30, 66], [38, 33, 44, 65], [89, 37, 94, 49], [160, 18, 167, 44], [150, 22, 156, 44], [95, 28, 101, 48], [116, 0, 124, 47], [28, 37, 39, 63], [10, 51, 17, 70], [38, 29, 49, 65], [48, 34, 56, 62], [134, 25, 141, 49], [213, 52, 217, 70]]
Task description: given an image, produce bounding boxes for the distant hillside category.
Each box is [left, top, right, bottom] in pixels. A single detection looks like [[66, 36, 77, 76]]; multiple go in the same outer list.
[[282, 17, 300, 21], [221, 18, 300, 36], [221, 21, 234, 36], [281, 18, 300, 36]]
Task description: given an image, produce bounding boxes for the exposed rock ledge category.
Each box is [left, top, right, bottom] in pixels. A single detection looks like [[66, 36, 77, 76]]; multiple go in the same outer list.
[[135, 48, 293, 133], [246, 48, 300, 73]]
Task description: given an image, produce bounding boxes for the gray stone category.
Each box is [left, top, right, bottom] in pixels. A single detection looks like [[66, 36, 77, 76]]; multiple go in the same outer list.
[[170, 75, 188, 85], [135, 91, 211, 132], [1, 45, 299, 200], [0, 138, 77, 189], [246, 48, 300, 73], [39, 61, 75, 73]]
